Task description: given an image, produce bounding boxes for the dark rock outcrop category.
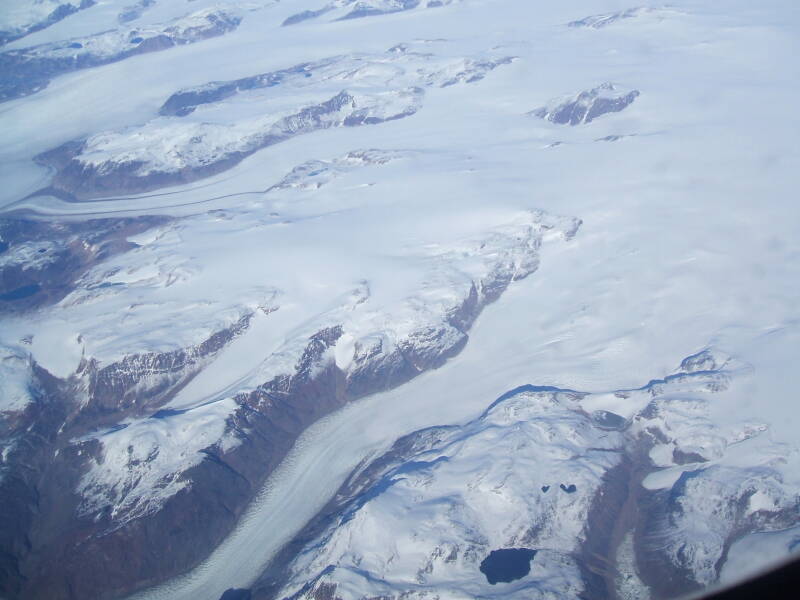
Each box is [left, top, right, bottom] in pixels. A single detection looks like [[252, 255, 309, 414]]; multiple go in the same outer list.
[[0, 215, 169, 315], [530, 83, 640, 126], [0, 312, 255, 599]]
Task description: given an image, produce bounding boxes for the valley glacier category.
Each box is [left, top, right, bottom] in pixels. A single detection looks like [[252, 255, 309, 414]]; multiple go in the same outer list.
[[1, 1, 800, 600]]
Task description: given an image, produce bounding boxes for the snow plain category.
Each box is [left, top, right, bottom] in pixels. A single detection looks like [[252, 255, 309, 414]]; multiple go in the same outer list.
[[2, 0, 800, 598]]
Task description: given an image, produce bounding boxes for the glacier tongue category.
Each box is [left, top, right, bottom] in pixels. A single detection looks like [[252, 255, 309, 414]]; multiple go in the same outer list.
[[73, 209, 579, 527]]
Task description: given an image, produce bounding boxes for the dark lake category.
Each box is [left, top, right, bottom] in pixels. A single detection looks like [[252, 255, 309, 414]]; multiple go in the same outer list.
[[0, 284, 40, 301], [479, 548, 537, 584], [592, 409, 627, 430], [219, 589, 251, 600]]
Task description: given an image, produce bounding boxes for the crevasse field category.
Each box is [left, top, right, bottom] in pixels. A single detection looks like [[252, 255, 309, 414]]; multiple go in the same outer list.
[[0, 1, 799, 600]]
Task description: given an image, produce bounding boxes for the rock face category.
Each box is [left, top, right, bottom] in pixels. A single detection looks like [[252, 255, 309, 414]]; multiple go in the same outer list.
[[0, 7, 241, 102], [530, 83, 640, 126], [244, 351, 799, 600], [0, 216, 169, 314], [0, 308, 256, 600], [82, 312, 252, 418]]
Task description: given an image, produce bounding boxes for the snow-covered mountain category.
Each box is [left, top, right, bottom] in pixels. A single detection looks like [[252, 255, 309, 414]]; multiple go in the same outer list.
[[254, 351, 798, 600], [530, 83, 640, 126], [1, 1, 799, 600]]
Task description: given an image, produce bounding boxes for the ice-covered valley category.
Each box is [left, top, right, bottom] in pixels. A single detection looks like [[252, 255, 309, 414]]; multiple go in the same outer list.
[[1, 1, 800, 599]]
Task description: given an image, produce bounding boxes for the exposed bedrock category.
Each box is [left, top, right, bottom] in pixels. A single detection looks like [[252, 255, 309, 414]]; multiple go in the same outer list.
[[531, 83, 640, 126], [0, 314, 255, 599], [6, 317, 456, 599], [0, 215, 170, 314]]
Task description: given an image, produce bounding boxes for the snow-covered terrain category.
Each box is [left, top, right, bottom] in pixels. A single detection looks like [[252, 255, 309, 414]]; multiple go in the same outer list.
[[267, 149, 410, 191], [1, 0, 799, 599], [252, 351, 799, 600]]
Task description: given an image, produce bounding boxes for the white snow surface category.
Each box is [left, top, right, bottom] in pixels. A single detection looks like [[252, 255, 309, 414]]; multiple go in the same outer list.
[[0, 344, 35, 413], [0, 0, 798, 599]]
